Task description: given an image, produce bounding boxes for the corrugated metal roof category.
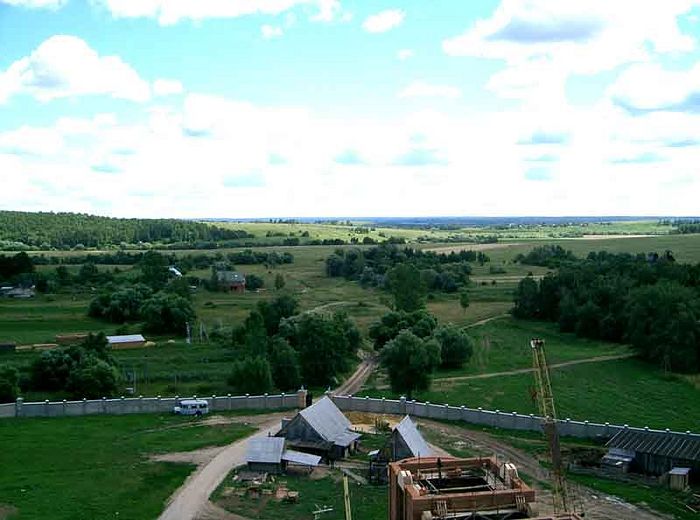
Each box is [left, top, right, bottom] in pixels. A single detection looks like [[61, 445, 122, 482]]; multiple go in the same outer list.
[[282, 449, 322, 467], [106, 334, 145, 343], [394, 416, 433, 457], [606, 429, 700, 461], [333, 431, 362, 448], [299, 397, 358, 446], [216, 271, 245, 283], [300, 397, 352, 442], [247, 437, 285, 464]]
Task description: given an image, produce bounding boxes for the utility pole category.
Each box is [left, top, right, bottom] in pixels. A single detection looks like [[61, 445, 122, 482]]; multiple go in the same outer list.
[[343, 474, 352, 520]]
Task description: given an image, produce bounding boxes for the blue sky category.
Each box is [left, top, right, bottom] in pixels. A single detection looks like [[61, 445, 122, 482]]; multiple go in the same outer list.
[[1, 0, 699, 217]]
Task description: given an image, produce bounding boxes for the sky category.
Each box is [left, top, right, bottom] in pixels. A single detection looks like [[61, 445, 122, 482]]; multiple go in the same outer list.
[[0, 0, 699, 218]]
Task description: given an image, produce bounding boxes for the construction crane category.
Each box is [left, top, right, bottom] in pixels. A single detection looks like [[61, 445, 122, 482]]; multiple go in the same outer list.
[[530, 338, 569, 513]]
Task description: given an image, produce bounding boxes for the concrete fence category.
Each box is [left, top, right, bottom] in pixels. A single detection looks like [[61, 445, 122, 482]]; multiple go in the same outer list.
[[2, 391, 697, 446], [330, 394, 700, 443], [0, 390, 305, 419]]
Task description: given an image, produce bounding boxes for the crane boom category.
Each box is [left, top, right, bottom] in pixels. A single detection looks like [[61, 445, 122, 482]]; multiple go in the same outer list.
[[531, 338, 569, 513]]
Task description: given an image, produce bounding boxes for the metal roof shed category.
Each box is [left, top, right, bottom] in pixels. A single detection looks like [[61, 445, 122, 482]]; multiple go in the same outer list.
[[246, 437, 285, 474], [605, 429, 700, 476], [392, 416, 433, 460]]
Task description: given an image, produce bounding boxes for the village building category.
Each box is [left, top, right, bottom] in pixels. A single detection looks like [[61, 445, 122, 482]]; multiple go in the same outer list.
[[216, 271, 246, 293], [106, 334, 147, 350], [603, 429, 700, 478], [370, 415, 434, 483], [246, 436, 322, 475], [276, 396, 361, 461]]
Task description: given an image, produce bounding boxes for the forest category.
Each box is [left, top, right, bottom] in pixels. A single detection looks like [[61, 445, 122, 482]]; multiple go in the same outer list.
[[0, 211, 252, 249], [512, 248, 700, 372]]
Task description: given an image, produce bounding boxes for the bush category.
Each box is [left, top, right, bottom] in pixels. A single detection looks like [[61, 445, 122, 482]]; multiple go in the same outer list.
[[228, 357, 274, 394], [434, 325, 473, 369], [0, 365, 19, 403]]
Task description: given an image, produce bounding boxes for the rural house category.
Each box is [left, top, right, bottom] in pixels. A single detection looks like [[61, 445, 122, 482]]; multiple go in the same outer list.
[[276, 396, 361, 460], [603, 429, 700, 478], [216, 270, 246, 293]]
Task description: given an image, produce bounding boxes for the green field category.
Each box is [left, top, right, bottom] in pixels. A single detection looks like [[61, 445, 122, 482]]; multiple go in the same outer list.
[[213, 468, 387, 520], [0, 412, 256, 520]]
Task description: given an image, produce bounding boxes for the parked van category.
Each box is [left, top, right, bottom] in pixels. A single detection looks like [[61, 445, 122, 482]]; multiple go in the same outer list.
[[173, 399, 209, 416]]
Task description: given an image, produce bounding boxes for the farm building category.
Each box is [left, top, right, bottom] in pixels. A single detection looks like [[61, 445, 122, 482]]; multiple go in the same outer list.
[[603, 429, 700, 478], [0, 286, 34, 298], [55, 333, 89, 345], [276, 396, 361, 461], [370, 416, 434, 483], [246, 436, 321, 474], [106, 334, 147, 349], [216, 271, 246, 293]]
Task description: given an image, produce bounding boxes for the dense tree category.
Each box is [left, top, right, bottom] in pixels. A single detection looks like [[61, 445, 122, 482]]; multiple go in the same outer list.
[[139, 251, 170, 288], [368, 310, 438, 350], [279, 312, 361, 386], [0, 252, 34, 281], [434, 325, 474, 369], [388, 263, 426, 312], [88, 284, 153, 323], [245, 274, 264, 291], [512, 276, 541, 318], [625, 282, 700, 372], [140, 293, 195, 334], [380, 331, 441, 397], [241, 311, 268, 357], [268, 337, 301, 391], [274, 273, 286, 290], [0, 210, 253, 249], [0, 365, 19, 403], [65, 359, 119, 399], [227, 357, 274, 395], [256, 295, 299, 336]]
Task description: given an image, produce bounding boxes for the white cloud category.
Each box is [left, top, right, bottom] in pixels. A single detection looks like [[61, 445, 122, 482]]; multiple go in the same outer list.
[[443, 0, 699, 105], [608, 62, 700, 113], [362, 9, 405, 33], [0, 0, 66, 9], [0, 35, 150, 103], [397, 49, 414, 61], [261, 24, 283, 39], [152, 79, 183, 96], [398, 81, 461, 99], [96, 0, 344, 25]]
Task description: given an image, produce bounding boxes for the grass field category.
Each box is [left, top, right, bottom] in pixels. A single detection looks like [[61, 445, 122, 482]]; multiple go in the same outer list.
[[213, 467, 387, 520], [0, 412, 256, 520]]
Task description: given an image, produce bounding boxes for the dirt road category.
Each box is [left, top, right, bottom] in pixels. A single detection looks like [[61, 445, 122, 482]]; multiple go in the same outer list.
[[334, 356, 377, 396], [157, 418, 280, 520], [434, 353, 635, 384]]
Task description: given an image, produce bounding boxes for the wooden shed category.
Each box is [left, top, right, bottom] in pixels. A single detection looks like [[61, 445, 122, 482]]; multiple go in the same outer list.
[[106, 334, 147, 350], [276, 397, 360, 461]]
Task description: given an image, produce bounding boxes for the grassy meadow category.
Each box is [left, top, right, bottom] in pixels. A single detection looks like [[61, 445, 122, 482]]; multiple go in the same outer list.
[[0, 412, 256, 520]]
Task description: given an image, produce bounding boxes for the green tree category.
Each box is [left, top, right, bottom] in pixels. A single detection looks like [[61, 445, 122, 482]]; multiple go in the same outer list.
[[368, 310, 437, 350], [65, 359, 119, 399], [78, 262, 100, 283], [257, 295, 299, 336], [139, 251, 169, 288], [242, 310, 268, 357], [140, 292, 195, 334], [387, 263, 426, 312], [459, 290, 470, 312], [380, 331, 441, 397], [0, 365, 19, 403], [434, 325, 473, 369], [274, 273, 286, 290], [227, 357, 274, 394], [268, 337, 301, 391], [245, 274, 264, 291], [512, 276, 540, 318]]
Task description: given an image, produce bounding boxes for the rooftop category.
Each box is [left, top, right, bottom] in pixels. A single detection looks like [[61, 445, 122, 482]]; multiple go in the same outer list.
[[394, 415, 432, 458], [606, 429, 700, 461], [298, 396, 359, 448], [106, 334, 145, 344], [247, 437, 285, 464]]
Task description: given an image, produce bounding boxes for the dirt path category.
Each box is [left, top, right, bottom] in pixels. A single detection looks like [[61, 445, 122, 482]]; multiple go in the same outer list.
[[419, 420, 667, 520], [434, 353, 635, 384], [157, 417, 282, 520], [334, 356, 377, 396], [464, 313, 509, 329]]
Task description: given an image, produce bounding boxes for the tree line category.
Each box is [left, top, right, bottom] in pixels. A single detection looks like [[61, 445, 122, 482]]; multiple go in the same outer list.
[[0, 211, 253, 249], [326, 244, 487, 294], [512, 249, 700, 373]]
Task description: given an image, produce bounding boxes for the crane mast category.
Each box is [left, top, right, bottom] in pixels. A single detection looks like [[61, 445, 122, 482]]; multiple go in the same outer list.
[[531, 338, 569, 513]]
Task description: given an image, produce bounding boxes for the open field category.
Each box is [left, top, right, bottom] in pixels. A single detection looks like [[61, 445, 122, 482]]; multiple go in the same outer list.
[[0, 412, 256, 520]]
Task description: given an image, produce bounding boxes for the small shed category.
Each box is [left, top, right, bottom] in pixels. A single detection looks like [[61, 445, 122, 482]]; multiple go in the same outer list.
[[669, 467, 691, 490], [277, 396, 361, 460], [247, 437, 286, 474], [391, 416, 433, 460], [107, 334, 147, 350], [216, 271, 246, 293], [604, 429, 700, 477]]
